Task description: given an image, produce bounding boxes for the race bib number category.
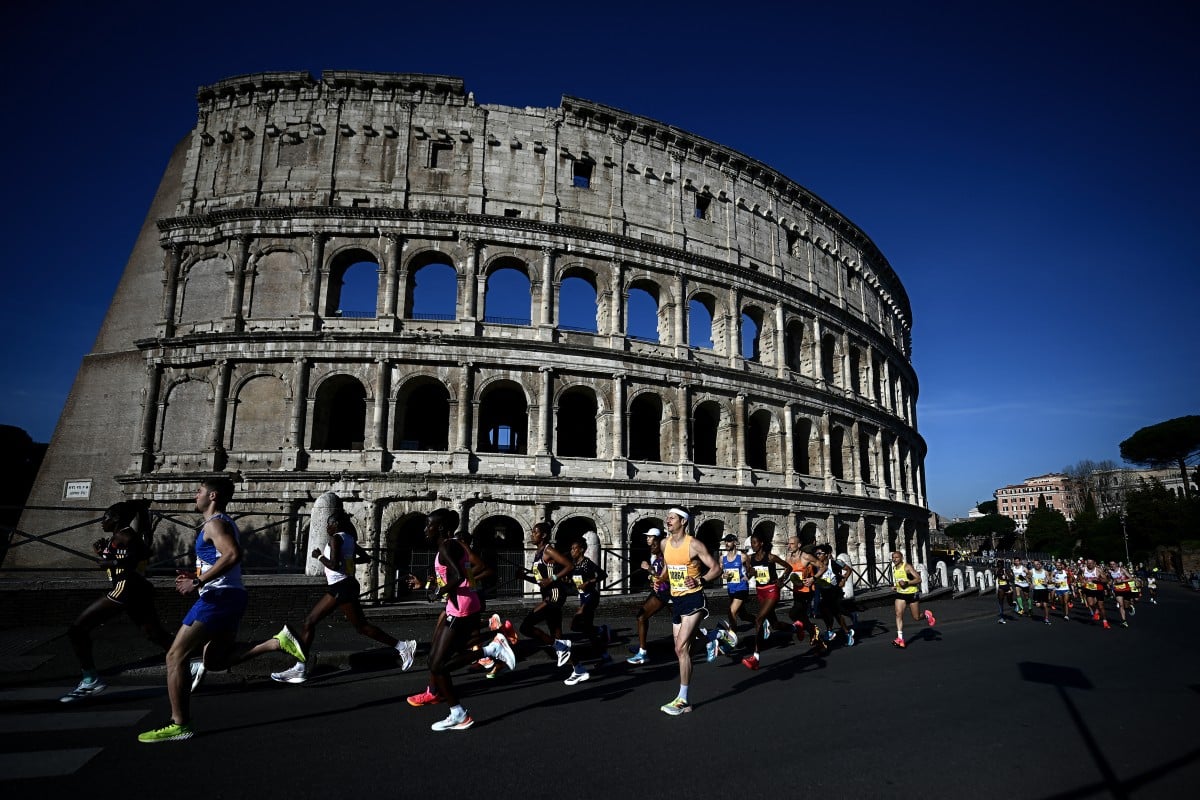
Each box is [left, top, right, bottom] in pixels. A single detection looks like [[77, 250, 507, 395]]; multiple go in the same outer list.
[[667, 564, 689, 592], [754, 566, 772, 584], [573, 575, 585, 590], [724, 568, 739, 584]]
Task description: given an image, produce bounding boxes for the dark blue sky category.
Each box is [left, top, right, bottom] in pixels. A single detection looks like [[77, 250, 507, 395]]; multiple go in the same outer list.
[[2, 1, 1196, 516]]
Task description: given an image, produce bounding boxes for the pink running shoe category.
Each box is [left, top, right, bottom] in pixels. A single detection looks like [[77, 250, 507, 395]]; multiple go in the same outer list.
[[892, 637, 907, 649], [741, 654, 759, 670], [407, 688, 443, 707], [924, 609, 936, 626]]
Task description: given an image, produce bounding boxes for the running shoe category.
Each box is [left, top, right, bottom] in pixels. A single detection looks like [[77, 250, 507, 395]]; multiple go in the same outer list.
[[762, 619, 772, 640], [564, 668, 590, 686], [60, 676, 106, 703], [705, 638, 719, 663], [274, 625, 306, 662], [598, 652, 613, 667], [431, 710, 474, 731], [553, 639, 572, 667], [395, 639, 417, 672], [791, 620, 805, 634], [1102, 620, 1111, 629], [660, 697, 691, 715], [845, 630, 855, 647], [189, 660, 207, 692], [627, 651, 648, 665], [138, 721, 194, 743], [924, 609, 936, 626], [488, 613, 502, 631], [482, 633, 516, 671], [485, 663, 501, 679], [1092, 611, 1100, 621], [1128, 605, 1136, 617], [997, 617, 1007, 624], [271, 664, 307, 684], [741, 654, 759, 670], [1064, 614, 1069, 620], [1120, 621, 1129, 628], [1044, 619, 1052, 626], [475, 656, 495, 669], [407, 688, 443, 706], [823, 629, 837, 642], [892, 637, 906, 649]]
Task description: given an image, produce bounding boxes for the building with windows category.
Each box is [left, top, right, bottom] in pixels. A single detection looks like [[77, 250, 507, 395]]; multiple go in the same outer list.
[[995, 474, 1079, 530], [1091, 465, 1197, 517], [19, 72, 929, 592]]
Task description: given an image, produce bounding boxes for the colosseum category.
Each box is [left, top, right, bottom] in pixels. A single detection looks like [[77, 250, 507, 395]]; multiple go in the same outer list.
[[18, 71, 929, 596]]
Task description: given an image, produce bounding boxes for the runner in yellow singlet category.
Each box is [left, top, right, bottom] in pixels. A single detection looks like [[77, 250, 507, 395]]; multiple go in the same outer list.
[[659, 506, 721, 716], [890, 551, 935, 649]]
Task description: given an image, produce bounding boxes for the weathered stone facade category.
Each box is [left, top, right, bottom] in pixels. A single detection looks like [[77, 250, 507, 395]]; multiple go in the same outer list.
[[19, 72, 929, 593]]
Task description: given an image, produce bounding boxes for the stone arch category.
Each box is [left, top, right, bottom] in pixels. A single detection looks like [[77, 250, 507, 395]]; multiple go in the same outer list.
[[482, 255, 532, 325], [384, 510, 432, 599], [798, 521, 820, 547], [247, 247, 305, 319], [829, 424, 847, 480], [628, 515, 664, 592], [688, 291, 717, 350], [628, 389, 668, 462], [228, 372, 290, 451], [393, 375, 451, 451], [741, 304, 766, 362], [695, 518, 725, 555], [747, 406, 782, 472], [476, 377, 529, 454], [160, 377, 211, 452], [692, 398, 722, 466], [557, 264, 600, 333], [785, 316, 807, 373], [311, 373, 368, 450], [626, 275, 665, 342], [405, 249, 459, 320], [555, 384, 599, 458], [752, 518, 779, 551], [792, 413, 814, 475], [469, 513, 528, 598], [178, 254, 229, 325], [325, 245, 380, 318]]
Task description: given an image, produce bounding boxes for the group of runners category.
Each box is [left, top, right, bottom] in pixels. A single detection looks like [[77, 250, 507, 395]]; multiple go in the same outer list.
[[994, 556, 1156, 628], [62, 481, 940, 738]]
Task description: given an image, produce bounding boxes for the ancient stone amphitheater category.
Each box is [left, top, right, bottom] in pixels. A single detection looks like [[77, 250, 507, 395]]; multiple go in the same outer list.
[[20, 71, 928, 596]]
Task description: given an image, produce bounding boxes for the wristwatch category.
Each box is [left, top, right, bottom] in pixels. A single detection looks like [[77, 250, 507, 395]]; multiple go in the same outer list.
[[192, 577, 202, 588]]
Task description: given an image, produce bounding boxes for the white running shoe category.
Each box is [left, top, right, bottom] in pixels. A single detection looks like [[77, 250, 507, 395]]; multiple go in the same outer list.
[[395, 639, 417, 672], [431, 709, 474, 731], [564, 668, 590, 686], [188, 660, 207, 692], [554, 639, 572, 667], [271, 663, 308, 684], [487, 633, 517, 671]]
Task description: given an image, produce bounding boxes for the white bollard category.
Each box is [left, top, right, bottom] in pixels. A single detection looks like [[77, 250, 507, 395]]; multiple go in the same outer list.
[[934, 560, 947, 593], [952, 567, 964, 593], [965, 566, 976, 589], [839, 552, 856, 599]]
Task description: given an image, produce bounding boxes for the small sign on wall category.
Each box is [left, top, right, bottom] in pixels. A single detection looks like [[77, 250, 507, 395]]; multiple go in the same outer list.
[[63, 480, 92, 500]]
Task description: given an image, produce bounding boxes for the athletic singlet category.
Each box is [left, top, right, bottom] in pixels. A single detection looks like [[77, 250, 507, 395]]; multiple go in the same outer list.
[[722, 552, 748, 592], [996, 569, 1010, 587], [1051, 569, 1069, 591], [1081, 566, 1104, 591], [814, 559, 838, 589], [1030, 568, 1048, 589], [892, 562, 918, 594], [195, 513, 243, 594], [750, 552, 779, 586], [435, 545, 480, 617], [788, 557, 815, 593], [102, 527, 150, 584], [1011, 565, 1029, 588], [1110, 568, 1132, 592], [322, 530, 356, 585], [664, 534, 701, 597]]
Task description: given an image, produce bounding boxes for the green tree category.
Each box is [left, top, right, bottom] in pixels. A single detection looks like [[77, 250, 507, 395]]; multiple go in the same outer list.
[[977, 500, 998, 515], [1025, 495, 1071, 555], [1119, 415, 1200, 500]]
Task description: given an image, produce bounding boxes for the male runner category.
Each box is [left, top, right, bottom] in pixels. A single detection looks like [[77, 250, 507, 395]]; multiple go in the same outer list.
[[659, 506, 721, 715], [890, 550, 935, 649]]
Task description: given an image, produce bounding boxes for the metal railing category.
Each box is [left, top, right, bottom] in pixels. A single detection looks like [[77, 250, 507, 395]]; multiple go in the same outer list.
[[410, 312, 456, 321], [482, 314, 531, 326]]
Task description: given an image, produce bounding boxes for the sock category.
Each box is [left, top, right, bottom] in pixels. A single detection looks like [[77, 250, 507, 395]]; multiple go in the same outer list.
[[678, 684, 689, 701], [637, 648, 646, 656], [897, 630, 904, 640]]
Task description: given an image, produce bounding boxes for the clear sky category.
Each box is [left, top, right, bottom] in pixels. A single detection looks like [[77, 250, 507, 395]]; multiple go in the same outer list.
[[2, 1, 1196, 518]]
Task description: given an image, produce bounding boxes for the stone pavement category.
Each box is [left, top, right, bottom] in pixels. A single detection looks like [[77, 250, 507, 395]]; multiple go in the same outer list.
[[0, 585, 1002, 689]]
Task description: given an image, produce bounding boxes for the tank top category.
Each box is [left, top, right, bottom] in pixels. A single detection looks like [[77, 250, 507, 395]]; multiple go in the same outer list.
[[664, 534, 701, 597], [322, 530, 356, 585], [750, 552, 779, 586], [1011, 565, 1029, 587], [102, 527, 150, 584], [789, 557, 814, 593], [892, 561, 918, 594], [722, 552, 748, 592], [1081, 566, 1104, 590], [648, 553, 668, 595], [1052, 569, 1069, 590], [435, 544, 480, 617], [195, 513, 243, 594], [1030, 568, 1048, 589]]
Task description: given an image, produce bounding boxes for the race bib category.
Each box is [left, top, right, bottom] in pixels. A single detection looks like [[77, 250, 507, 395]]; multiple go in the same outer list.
[[667, 564, 689, 592], [754, 566, 772, 584], [724, 568, 739, 583]]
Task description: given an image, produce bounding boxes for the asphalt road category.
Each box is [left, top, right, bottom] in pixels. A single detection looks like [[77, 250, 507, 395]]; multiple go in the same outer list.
[[1, 585, 1198, 799]]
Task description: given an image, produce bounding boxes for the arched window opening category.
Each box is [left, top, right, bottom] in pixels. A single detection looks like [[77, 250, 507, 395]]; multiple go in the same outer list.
[[556, 388, 597, 458], [408, 261, 457, 321], [328, 251, 379, 318], [384, 513, 428, 599], [559, 274, 599, 333], [741, 310, 762, 361], [695, 519, 724, 556], [871, 355, 884, 402], [312, 375, 367, 450], [746, 409, 772, 471], [859, 430, 873, 483], [792, 417, 812, 475], [752, 520, 776, 549], [785, 320, 805, 372], [483, 264, 532, 325], [395, 380, 450, 451], [469, 515, 528, 598], [692, 401, 720, 466], [848, 347, 862, 394], [628, 393, 663, 461], [821, 333, 839, 385], [882, 433, 894, 488], [627, 284, 660, 342], [799, 521, 819, 548], [830, 426, 845, 480], [478, 382, 528, 454], [689, 296, 715, 349], [835, 523, 851, 558]]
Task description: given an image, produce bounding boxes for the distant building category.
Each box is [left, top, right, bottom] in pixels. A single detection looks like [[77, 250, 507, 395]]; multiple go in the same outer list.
[[1091, 466, 1198, 517], [994, 473, 1078, 530]]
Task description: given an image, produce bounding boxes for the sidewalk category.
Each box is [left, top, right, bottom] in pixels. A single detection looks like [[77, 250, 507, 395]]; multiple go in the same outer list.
[[0, 585, 1007, 690]]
